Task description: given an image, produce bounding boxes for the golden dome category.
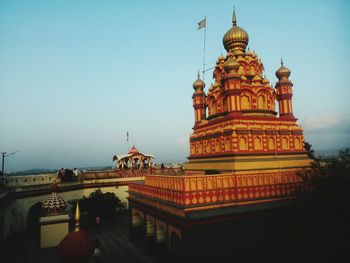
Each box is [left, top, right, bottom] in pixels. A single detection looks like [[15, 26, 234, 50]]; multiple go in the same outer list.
[[224, 55, 240, 73], [275, 59, 291, 80], [193, 71, 205, 90], [223, 10, 249, 53]]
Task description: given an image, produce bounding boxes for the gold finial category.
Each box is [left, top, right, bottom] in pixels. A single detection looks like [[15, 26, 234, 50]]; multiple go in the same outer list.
[[74, 201, 81, 232], [232, 6, 237, 26], [276, 58, 291, 79]]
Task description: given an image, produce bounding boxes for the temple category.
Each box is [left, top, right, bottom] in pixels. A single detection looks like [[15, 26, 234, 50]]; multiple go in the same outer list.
[[128, 10, 313, 262]]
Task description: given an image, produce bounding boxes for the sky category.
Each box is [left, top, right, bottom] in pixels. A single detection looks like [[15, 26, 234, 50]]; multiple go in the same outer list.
[[1, 0, 350, 172]]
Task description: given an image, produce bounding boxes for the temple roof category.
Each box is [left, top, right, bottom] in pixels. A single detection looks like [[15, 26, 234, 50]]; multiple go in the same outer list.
[[112, 146, 155, 161], [42, 183, 67, 216]]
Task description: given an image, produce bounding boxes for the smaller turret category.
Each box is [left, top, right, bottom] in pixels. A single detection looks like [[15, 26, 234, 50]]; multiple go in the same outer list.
[[192, 72, 207, 123], [275, 59, 294, 118]]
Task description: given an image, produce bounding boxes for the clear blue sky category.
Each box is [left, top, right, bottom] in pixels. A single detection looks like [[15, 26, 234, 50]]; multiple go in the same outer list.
[[1, 0, 350, 172]]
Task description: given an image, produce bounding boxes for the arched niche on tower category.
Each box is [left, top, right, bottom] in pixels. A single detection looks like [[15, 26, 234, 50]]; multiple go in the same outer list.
[[294, 137, 302, 149], [240, 90, 255, 110], [268, 137, 276, 150], [254, 137, 262, 150], [206, 141, 212, 154], [282, 137, 289, 150], [257, 95, 266, 109], [239, 136, 248, 150], [241, 95, 250, 110], [224, 138, 232, 152], [215, 139, 221, 153], [199, 143, 203, 154]]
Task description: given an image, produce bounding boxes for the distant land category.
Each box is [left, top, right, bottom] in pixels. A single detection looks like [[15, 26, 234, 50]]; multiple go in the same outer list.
[[6, 166, 113, 176], [4, 147, 349, 176], [5, 162, 183, 176], [315, 147, 349, 157]]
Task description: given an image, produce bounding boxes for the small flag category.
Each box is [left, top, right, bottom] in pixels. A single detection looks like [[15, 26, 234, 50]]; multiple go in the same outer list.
[[126, 131, 129, 142], [197, 17, 206, 30]]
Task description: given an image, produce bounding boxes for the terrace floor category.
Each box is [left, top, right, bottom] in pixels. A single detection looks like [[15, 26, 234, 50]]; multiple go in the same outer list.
[[0, 210, 154, 263]]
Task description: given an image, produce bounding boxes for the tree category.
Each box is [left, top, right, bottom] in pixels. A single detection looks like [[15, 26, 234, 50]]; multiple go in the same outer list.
[[296, 148, 350, 261], [73, 189, 123, 218], [304, 141, 316, 160]]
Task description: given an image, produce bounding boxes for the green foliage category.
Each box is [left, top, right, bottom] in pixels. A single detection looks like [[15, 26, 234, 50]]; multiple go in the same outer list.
[[74, 189, 123, 218], [303, 141, 315, 160]]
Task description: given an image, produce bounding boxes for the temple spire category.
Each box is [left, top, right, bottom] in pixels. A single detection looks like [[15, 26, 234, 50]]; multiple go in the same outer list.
[[197, 70, 200, 79], [232, 7, 237, 26], [281, 57, 284, 66], [74, 201, 81, 232]]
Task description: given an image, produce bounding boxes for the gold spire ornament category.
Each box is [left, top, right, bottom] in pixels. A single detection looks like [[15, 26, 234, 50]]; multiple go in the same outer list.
[[74, 202, 81, 232], [232, 7, 237, 26], [223, 7, 249, 53], [275, 58, 291, 80], [193, 71, 205, 90]]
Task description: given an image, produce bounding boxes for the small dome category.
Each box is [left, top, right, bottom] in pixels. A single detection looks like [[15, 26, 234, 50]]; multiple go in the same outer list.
[[223, 10, 249, 53], [193, 72, 205, 90], [128, 146, 139, 154], [224, 56, 240, 73], [275, 59, 291, 80], [58, 230, 95, 263], [42, 184, 67, 216]]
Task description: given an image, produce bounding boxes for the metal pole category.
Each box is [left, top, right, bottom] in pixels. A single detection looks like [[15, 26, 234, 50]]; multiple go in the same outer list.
[[202, 16, 207, 119], [1, 151, 18, 179], [1, 152, 5, 177]]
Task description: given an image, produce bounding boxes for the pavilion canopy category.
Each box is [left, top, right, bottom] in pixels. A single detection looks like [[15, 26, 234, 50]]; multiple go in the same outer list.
[[112, 146, 155, 168], [112, 153, 156, 162]]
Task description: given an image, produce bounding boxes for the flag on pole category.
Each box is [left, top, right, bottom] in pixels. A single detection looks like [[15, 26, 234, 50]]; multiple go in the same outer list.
[[126, 131, 129, 142], [197, 17, 206, 30]]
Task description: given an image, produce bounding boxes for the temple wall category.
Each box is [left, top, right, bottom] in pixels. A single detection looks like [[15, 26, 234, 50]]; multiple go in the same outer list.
[[0, 184, 129, 243]]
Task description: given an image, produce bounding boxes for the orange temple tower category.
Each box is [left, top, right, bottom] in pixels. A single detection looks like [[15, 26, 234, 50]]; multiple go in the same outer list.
[[128, 10, 313, 263], [185, 11, 310, 175]]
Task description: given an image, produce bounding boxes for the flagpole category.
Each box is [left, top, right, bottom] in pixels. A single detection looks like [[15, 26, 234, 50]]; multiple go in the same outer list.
[[202, 16, 206, 119]]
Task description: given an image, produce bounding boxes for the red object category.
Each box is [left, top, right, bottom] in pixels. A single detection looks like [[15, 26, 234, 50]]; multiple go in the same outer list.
[[128, 146, 139, 154], [58, 230, 95, 263]]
